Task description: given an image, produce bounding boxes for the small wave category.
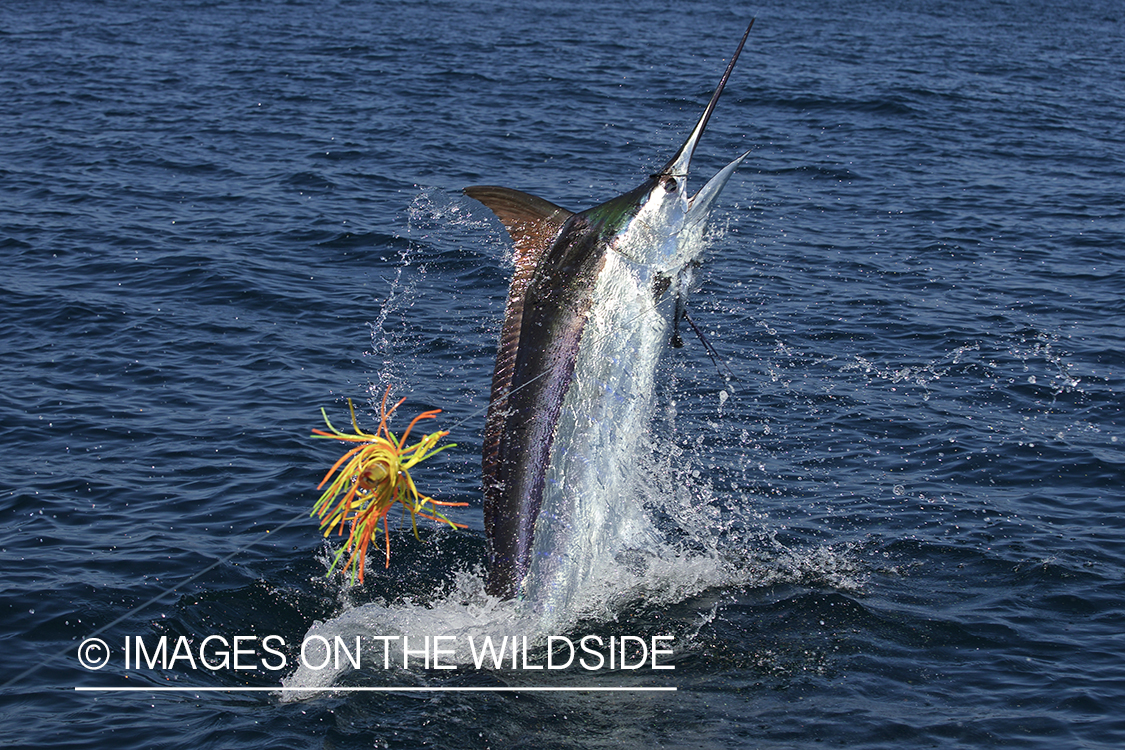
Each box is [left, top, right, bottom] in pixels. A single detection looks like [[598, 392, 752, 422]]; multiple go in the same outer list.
[[762, 93, 921, 117], [284, 171, 337, 192]]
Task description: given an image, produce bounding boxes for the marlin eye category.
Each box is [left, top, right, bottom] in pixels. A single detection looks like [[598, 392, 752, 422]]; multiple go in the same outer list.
[[663, 177, 678, 193]]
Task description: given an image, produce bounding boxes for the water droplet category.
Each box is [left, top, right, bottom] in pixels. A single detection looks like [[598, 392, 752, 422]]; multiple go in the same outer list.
[[893, 485, 905, 496]]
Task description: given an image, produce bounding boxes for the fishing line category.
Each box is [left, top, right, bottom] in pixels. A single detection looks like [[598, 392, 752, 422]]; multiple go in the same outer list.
[[1, 511, 309, 690]]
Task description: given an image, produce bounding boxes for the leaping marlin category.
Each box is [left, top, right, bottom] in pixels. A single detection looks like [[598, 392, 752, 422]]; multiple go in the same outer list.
[[465, 21, 754, 607]]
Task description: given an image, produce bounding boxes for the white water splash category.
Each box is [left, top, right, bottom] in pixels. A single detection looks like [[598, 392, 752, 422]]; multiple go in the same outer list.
[[282, 435, 867, 700]]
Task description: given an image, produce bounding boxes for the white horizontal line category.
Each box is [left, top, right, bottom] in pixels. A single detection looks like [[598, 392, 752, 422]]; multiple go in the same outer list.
[[76, 685, 676, 693]]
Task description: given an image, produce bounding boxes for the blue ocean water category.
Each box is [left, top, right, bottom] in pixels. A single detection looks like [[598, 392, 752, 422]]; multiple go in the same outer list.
[[2, 0, 1123, 747]]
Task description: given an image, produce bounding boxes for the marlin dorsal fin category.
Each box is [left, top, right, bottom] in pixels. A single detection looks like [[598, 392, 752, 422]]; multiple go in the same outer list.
[[463, 186, 574, 269], [464, 186, 576, 553]]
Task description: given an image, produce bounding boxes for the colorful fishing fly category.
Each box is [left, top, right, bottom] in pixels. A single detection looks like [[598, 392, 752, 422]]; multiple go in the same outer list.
[[311, 388, 466, 584]]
